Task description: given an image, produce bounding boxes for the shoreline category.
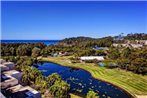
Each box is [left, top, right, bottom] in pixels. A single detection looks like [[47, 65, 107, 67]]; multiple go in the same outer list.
[[39, 57, 136, 98]]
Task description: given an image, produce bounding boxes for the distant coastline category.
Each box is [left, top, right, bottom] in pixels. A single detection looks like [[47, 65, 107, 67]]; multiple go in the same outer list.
[[1, 40, 60, 45]]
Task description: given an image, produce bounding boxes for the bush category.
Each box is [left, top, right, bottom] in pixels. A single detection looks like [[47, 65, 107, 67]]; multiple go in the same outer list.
[[86, 90, 99, 98], [49, 80, 70, 98]]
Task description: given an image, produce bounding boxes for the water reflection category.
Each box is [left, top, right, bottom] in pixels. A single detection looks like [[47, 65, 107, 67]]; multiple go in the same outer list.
[[36, 62, 131, 98]]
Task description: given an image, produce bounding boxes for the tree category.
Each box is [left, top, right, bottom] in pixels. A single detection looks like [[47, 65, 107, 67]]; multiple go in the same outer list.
[[47, 73, 61, 87], [130, 58, 147, 74], [16, 45, 31, 56], [117, 58, 129, 70], [108, 48, 120, 59], [121, 48, 131, 58], [124, 33, 147, 40], [3, 46, 11, 56], [32, 47, 41, 58], [96, 50, 106, 56], [49, 80, 70, 98], [22, 66, 42, 85], [9, 47, 16, 55], [22, 66, 32, 84], [35, 75, 48, 93], [86, 90, 99, 98]]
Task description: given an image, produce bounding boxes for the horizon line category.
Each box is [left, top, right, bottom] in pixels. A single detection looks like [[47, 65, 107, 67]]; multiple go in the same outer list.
[[0, 39, 62, 40]]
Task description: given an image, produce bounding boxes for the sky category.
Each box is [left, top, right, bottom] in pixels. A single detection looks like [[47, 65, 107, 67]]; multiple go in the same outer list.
[[1, 1, 147, 40]]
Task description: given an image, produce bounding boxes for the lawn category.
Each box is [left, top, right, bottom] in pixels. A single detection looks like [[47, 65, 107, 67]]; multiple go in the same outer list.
[[39, 56, 147, 97], [70, 93, 82, 98]]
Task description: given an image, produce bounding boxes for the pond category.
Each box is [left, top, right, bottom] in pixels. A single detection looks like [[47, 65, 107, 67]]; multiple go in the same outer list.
[[36, 62, 131, 98]]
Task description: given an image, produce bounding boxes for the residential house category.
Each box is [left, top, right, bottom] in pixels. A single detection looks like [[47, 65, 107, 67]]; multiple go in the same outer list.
[[0, 59, 42, 98], [112, 43, 143, 48], [3, 70, 22, 81], [0, 64, 9, 72], [0, 59, 6, 64], [92, 46, 109, 50], [1, 74, 18, 89], [3, 62, 15, 70], [7, 85, 41, 98], [59, 52, 69, 56]]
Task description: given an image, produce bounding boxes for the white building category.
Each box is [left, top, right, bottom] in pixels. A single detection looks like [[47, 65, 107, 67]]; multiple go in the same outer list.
[[0, 59, 6, 64], [8, 85, 41, 98], [1, 59, 41, 98], [7, 84, 24, 93], [23, 86, 42, 98], [0, 64, 9, 72], [131, 44, 143, 48], [112, 43, 143, 48], [1, 74, 19, 89], [80, 56, 104, 61], [3, 70, 22, 81], [3, 62, 15, 70], [145, 40, 147, 45]]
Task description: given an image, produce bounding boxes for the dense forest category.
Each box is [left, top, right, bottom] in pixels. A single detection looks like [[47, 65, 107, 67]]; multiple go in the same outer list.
[[1, 33, 147, 74], [1, 33, 147, 97], [107, 47, 147, 75], [58, 33, 147, 47], [58, 36, 113, 47], [124, 33, 147, 40], [1, 43, 46, 56]]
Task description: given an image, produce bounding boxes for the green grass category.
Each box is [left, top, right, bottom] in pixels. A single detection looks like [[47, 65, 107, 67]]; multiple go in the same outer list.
[[70, 93, 83, 98], [39, 56, 147, 97]]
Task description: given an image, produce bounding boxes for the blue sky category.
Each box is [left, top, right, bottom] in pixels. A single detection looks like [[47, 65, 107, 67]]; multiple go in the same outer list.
[[1, 1, 147, 40]]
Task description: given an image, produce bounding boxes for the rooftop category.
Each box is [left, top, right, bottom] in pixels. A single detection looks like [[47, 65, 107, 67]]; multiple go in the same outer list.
[[80, 56, 104, 61], [1, 74, 18, 89], [3, 70, 21, 76], [0, 64, 9, 72], [8, 85, 41, 98], [3, 62, 14, 65], [0, 59, 6, 64]]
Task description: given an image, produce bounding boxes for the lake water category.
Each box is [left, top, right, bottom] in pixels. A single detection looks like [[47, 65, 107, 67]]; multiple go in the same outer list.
[[36, 62, 131, 98], [1, 40, 59, 46]]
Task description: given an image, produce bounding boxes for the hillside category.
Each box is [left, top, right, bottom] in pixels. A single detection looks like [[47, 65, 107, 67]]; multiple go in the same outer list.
[[58, 36, 113, 47]]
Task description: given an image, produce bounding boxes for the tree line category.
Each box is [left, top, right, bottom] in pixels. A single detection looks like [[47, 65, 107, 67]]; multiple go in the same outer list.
[[58, 36, 113, 47], [1, 43, 46, 57], [1, 33, 147, 75], [124, 33, 147, 40], [107, 47, 147, 75]]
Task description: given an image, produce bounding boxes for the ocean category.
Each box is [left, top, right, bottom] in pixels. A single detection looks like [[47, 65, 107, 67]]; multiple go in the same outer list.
[[1, 40, 60, 46]]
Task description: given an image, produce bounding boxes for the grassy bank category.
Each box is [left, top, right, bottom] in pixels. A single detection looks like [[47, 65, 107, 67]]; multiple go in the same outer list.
[[39, 56, 147, 97], [70, 93, 82, 98]]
